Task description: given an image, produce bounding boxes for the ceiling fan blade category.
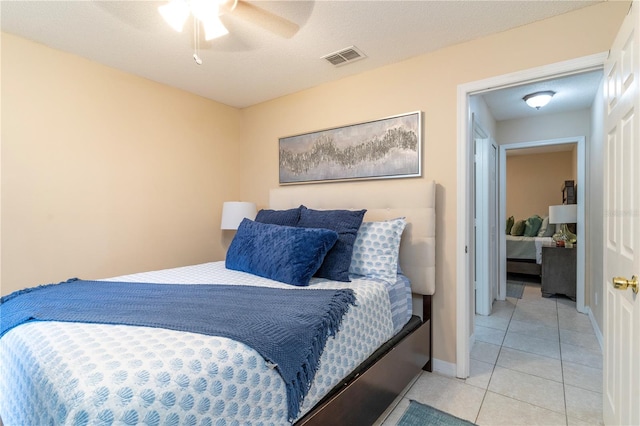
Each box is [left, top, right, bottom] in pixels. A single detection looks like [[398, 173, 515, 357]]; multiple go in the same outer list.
[[223, 0, 299, 39]]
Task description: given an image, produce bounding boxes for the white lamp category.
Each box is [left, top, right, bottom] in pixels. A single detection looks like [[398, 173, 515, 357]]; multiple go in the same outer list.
[[221, 201, 257, 230], [548, 204, 577, 244]]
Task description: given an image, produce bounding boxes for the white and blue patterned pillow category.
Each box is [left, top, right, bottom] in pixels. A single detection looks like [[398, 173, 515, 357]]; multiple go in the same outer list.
[[349, 217, 407, 282]]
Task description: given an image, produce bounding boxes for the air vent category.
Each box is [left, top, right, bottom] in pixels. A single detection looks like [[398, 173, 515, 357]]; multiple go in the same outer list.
[[322, 46, 366, 67]]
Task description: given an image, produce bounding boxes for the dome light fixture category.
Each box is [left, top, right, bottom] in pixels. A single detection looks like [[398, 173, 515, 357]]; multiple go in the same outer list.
[[523, 91, 556, 109]]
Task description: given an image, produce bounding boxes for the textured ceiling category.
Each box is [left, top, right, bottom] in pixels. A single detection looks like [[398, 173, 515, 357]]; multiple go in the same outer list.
[[1, 0, 603, 110], [480, 69, 604, 121]]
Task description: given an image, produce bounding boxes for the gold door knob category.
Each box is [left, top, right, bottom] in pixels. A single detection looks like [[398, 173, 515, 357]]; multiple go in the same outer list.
[[612, 276, 638, 294]]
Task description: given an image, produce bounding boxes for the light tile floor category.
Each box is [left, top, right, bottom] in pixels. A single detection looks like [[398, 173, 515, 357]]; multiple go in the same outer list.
[[375, 277, 603, 426]]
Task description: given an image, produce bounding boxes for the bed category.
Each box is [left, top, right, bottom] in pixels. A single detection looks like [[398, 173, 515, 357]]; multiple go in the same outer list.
[[0, 179, 436, 426], [505, 213, 555, 276], [506, 235, 554, 276]]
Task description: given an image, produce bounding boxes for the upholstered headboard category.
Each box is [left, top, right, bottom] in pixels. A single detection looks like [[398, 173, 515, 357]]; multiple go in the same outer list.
[[269, 179, 436, 296]]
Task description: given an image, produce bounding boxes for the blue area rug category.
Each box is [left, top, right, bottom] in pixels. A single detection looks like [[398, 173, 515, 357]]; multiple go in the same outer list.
[[507, 281, 524, 299], [398, 400, 476, 426]]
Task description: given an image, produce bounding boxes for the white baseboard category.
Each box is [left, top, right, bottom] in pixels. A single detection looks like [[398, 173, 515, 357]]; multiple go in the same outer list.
[[432, 358, 457, 377], [585, 305, 604, 352]]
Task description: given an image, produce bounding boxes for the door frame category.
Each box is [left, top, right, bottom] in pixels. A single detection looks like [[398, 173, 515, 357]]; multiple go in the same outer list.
[[455, 52, 607, 378], [498, 137, 586, 311]]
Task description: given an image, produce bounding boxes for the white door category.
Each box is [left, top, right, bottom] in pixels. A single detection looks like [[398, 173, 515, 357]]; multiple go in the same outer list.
[[475, 134, 489, 315], [474, 125, 499, 315], [488, 140, 498, 303], [603, 2, 640, 424]]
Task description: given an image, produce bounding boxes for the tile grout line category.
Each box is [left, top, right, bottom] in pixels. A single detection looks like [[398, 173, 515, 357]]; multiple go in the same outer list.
[[506, 282, 569, 420], [475, 279, 597, 425], [474, 286, 519, 425], [556, 297, 569, 426]]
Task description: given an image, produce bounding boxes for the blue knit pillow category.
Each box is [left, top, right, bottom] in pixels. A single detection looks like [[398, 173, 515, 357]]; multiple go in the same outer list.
[[225, 219, 338, 286], [297, 206, 366, 282], [254, 206, 302, 227]]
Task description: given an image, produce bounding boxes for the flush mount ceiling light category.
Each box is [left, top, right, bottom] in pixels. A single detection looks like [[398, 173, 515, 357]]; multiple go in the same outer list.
[[523, 91, 556, 109]]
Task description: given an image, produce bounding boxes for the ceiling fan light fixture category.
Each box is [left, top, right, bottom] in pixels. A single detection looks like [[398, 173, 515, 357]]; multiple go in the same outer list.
[[160, 0, 229, 40], [190, 0, 218, 22], [523, 90, 556, 109], [158, 0, 190, 32], [201, 15, 229, 40]]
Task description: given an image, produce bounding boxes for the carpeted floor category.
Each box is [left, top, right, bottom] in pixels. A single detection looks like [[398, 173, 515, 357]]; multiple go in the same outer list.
[[398, 400, 477, 426], [506, 281, 524, 298]]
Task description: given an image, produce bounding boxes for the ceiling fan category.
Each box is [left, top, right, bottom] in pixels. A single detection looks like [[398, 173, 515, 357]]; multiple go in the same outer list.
[[158, 0, 300, 41]]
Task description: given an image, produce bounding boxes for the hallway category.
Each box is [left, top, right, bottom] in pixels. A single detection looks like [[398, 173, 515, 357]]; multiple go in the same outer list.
[[377, 277, 603, 425]]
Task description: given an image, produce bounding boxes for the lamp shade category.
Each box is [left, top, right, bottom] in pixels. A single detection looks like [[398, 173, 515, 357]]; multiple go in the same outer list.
[[548, 204, 577, 224], [158, 0, 190, 32], [201, 15, 229, 40], [221, 201, 257, 230]]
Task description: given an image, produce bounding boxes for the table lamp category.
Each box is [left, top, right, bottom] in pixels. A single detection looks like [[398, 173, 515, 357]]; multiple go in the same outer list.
[[221, 201, 257, 230], [548, 204, 577, 245]]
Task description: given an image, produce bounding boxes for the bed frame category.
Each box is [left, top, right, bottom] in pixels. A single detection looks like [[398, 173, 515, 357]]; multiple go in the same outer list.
[[507, 259, 541, 276], [505, 235, 554, 277], [269, 179, 436, 425]]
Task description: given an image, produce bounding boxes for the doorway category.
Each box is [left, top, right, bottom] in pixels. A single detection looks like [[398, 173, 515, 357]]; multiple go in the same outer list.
[[455, 53, 607, 378], [498, 138, 585, 309]]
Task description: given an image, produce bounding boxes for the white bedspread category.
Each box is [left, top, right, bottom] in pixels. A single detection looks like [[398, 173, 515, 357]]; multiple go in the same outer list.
[[0, 262, 395, 425], [506, 236, 554, 264]]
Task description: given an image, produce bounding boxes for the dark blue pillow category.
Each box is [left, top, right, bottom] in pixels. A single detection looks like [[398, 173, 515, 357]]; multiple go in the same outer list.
[[297, 206, 366, 282], [254, 206, 302, 227], [225, 219, 338, 286]]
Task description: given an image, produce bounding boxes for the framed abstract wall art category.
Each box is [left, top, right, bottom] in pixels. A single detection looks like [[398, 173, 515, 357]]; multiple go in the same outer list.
[[279, 111, 422, 185]]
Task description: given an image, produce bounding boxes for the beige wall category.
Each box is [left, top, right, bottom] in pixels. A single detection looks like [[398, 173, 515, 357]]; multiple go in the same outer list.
[[0, 2, 627, 368], [506, 151, 576, 223], [1, 33, 241, 295], [497, 109, 592, 145], [239, 2, 627, 366]]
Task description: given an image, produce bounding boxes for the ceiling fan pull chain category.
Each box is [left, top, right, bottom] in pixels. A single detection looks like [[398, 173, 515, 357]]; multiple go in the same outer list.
[[193, 16, 202, 65]]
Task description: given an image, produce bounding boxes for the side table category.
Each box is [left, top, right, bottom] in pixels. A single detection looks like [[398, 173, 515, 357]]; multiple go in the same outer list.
[[541, 246, 577, 300]]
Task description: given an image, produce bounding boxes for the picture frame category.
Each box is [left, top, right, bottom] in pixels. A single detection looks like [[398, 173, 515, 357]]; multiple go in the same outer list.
[[279, 111, 422, 185]]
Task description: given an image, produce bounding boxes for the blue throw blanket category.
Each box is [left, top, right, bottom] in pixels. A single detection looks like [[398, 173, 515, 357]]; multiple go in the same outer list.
[[0, 279, 356, 421]]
